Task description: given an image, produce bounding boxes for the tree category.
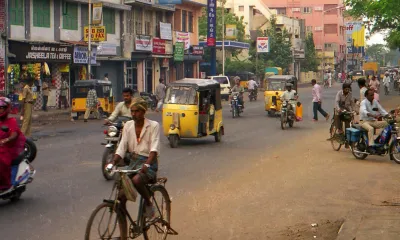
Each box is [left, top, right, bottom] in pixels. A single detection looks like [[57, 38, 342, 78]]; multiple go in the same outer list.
[[301, 33, 319, 72], [365, 44, 388, 66], [198, 7, 247, 42], [345, 0, 400, 49]]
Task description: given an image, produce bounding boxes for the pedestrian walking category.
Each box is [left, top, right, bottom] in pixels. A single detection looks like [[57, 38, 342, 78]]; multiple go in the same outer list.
[[155, 78, 166, 112], [42, 80, 50, 111], [20, 79, 34, 137], [59, 78, 69, 109], [311, 79, 329, 122], [327, 70, 332, 87], [83, 84, 99, 122]]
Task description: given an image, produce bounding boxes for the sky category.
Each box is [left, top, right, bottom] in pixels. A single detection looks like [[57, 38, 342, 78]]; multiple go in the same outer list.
[[367, 32, 386, 46]]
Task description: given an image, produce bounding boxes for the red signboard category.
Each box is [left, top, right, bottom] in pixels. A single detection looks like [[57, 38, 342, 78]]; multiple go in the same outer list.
[[0, 0, 5, 93], [153, 38, 166, 54]]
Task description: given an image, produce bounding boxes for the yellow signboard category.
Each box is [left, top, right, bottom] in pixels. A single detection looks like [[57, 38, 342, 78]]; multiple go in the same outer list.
[[84, 26, 107, 42], [92, 3, 103, 25]]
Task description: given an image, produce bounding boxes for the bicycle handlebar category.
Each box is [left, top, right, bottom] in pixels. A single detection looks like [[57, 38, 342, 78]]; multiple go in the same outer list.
[[111, 168, 142, 174]]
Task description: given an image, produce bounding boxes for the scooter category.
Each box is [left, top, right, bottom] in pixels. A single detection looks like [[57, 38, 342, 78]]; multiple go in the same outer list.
[[0, 126, 36, 202]]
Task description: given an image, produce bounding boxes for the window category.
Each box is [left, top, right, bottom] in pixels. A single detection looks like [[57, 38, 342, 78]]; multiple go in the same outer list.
[[188, 12, 193, 32], [145, 10, 152, 35], [324, 24, 337, 34], [174, 9, 181, 31], [302, 7, 312, 13], [135, 8, 142, 35], [33, 0, 50, 28], [127, 9, 134, 34], [276, 8, 286, 15], [182, 10, 187, 32], [155, 11, 163, 37], [324, 43, 332, 48], [9, 0, 24, 26], [103, 8, 115, 34], [238, 6, 244, 11], [63, 2, 78, 30]]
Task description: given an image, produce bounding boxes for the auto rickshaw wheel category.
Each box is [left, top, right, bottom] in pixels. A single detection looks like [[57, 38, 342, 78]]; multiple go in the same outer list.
[[268, 109, 276, 117], [215, 129, 222, 142], [169, 135, 179, 148]]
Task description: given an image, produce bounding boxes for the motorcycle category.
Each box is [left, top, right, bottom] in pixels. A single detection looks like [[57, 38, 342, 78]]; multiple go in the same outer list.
[[101, 116, 131, 180], [280, 100, 296, 130], [350, 112, 400, 163], [230, 92, 243, 118], [140, 92, 157, 111], [248, 88, 258, 102], [0, 126, 36, 202]]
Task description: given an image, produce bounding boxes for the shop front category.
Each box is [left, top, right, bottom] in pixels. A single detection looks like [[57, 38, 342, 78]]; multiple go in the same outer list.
[[183, 45, 203, 78], [7, 40, 73, 110], [152, 38, 173, 87], [133, 35, 153, 93]]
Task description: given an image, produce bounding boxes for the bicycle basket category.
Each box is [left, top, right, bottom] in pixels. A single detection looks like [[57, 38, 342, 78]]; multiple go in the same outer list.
[[121, 174, 137, 202]]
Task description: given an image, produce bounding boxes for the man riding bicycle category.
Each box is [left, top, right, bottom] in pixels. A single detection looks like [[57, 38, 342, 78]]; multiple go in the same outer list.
[[333, 83, 355, 145]]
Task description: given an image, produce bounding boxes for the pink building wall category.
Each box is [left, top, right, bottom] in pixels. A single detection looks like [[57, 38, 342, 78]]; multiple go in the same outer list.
[[262, 0, 346, 54]]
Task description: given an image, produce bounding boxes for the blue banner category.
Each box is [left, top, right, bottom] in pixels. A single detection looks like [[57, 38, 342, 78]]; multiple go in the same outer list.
[[158, 0, 181, 4], [207, 0, 216, 46]]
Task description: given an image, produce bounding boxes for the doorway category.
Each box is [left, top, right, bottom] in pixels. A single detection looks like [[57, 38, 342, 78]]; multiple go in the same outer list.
[[184, 62, 194, 78], [146, 60, 153, 93], [127, 61, 138, 91]]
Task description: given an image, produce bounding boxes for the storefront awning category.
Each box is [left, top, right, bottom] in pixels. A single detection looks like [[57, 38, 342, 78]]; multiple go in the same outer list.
[[184, 55, 202, 61], [97, 56, 130, 61], [65, 0, 131, 10]]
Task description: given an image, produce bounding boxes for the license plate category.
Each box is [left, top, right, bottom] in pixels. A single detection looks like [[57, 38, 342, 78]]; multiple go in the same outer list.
[[71, 112, 77, 117], [104, 137, 119, 141]]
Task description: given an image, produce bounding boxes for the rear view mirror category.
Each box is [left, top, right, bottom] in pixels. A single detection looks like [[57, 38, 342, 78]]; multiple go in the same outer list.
[[1, 125, 9, 132]]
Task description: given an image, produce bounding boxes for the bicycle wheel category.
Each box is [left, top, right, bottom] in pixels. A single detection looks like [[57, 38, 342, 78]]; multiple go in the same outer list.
[[143, 185, 171, 240], [330, 122, 342, 151], [85, 202, 128, 240]]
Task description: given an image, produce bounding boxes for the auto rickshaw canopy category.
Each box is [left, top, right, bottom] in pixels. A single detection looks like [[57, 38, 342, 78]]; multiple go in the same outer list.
[[72, 79, 112, 98], [265, 75, 297, 91]]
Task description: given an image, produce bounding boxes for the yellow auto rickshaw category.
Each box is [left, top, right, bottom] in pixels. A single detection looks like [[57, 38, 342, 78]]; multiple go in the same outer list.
[[351, 70, 365, 81], [162, 78, 224, 148], [264, 75, 297, 117], [71, 79, 115, 120]]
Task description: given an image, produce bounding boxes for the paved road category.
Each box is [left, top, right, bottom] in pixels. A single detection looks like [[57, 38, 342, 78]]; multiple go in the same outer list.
[[1, 81, 399, 239]]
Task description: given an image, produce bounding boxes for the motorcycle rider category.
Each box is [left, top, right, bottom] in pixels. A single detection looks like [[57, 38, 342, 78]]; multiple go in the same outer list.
[[230, 77, 245, 108], [360, 88, 389, 153], [104, 88, 137, 124], [247, 78, 258, 99], [0, 97, 26, 191], [333, 83, 355, 144], [280, 83, 298, 115]]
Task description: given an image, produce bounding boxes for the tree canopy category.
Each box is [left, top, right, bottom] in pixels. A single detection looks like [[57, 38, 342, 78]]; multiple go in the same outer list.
[[365, 44, 388, 66], [345, 0, 400, 49], [301, 33, 319, 72], [198, 7, 247, 42]]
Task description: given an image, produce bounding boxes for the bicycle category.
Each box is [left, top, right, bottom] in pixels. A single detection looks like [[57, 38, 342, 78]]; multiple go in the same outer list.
[[85, 168, 178, 240], [329, 110, 356, 151]]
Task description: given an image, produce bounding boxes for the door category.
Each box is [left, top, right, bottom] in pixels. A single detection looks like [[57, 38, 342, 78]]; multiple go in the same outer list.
[[127, 61, 138, 91], [184, 62, 194, 78]]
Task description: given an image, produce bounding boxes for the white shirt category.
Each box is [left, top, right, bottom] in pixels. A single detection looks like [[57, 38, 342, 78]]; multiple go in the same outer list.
[[280, 90, 297, 101], [247, 80, 258, 90], [108, 100, 134, 122], [360, 98, 388, 121], [116, 119, 160, 158], [383, 76, 391, 86]]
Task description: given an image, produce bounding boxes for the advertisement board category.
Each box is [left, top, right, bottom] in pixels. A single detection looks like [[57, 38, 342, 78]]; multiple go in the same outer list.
[[207, 0, 216, 46], [84, 26, 107, 42], [256, 37, 269, 53]]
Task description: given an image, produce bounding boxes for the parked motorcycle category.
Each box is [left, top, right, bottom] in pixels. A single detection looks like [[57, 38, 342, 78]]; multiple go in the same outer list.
[[248, 88, 258, 102], [0, 126, 36, 202], [101, 116, 131, 180], [280, 100, 296, 130], [140, 92, 157, 111], [350, 113, 400, 163], [230, 92, 243, 118]]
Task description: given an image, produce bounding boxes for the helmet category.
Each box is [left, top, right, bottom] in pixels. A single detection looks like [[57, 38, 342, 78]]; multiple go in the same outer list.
[[0, 97, 11, 118]]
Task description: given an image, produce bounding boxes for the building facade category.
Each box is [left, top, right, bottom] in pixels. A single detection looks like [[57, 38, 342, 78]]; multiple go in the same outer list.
[[262, 0, 346, 71]]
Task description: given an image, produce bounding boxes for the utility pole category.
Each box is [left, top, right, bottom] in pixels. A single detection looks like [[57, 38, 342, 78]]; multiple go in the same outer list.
[[221, 0, 225, 75], [4, 0, 9, 94], [88, 0, 92, 79]]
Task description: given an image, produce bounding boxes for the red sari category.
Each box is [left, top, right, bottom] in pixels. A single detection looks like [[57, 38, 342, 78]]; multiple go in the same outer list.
[[0, 117, 26, 189]]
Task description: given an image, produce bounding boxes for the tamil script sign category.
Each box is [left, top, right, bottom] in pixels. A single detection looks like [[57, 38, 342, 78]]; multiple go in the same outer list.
[[84, 26, 107, 42], [73, 46, 97, 64], [174, 42, 184, 62], [135, 35, 153, 52], [8, 40, 73, 62], [191, 46, 204, 55], [256, 37, 269, 53], [207, 0, 216, 46]]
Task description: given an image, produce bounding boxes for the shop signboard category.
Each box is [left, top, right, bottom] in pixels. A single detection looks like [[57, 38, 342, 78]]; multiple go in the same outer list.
[[160, 22, 172, 40], [165, 41, 173, 55], [8, 41, 73, 62], [135, 35, 153, 52], [174, 42, 184, 62], [225, 24, 237, 40], [153, 38, 166, 54], [84, 26, 107, 42], [207, 0, 216, 46], [191, 46, 204, 55], [92, 3, 103, 25], [256, 37, 269, 53], [175, 31, 190, 50], [97, 43, 117, 55], [73, 46, 97, 64]]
